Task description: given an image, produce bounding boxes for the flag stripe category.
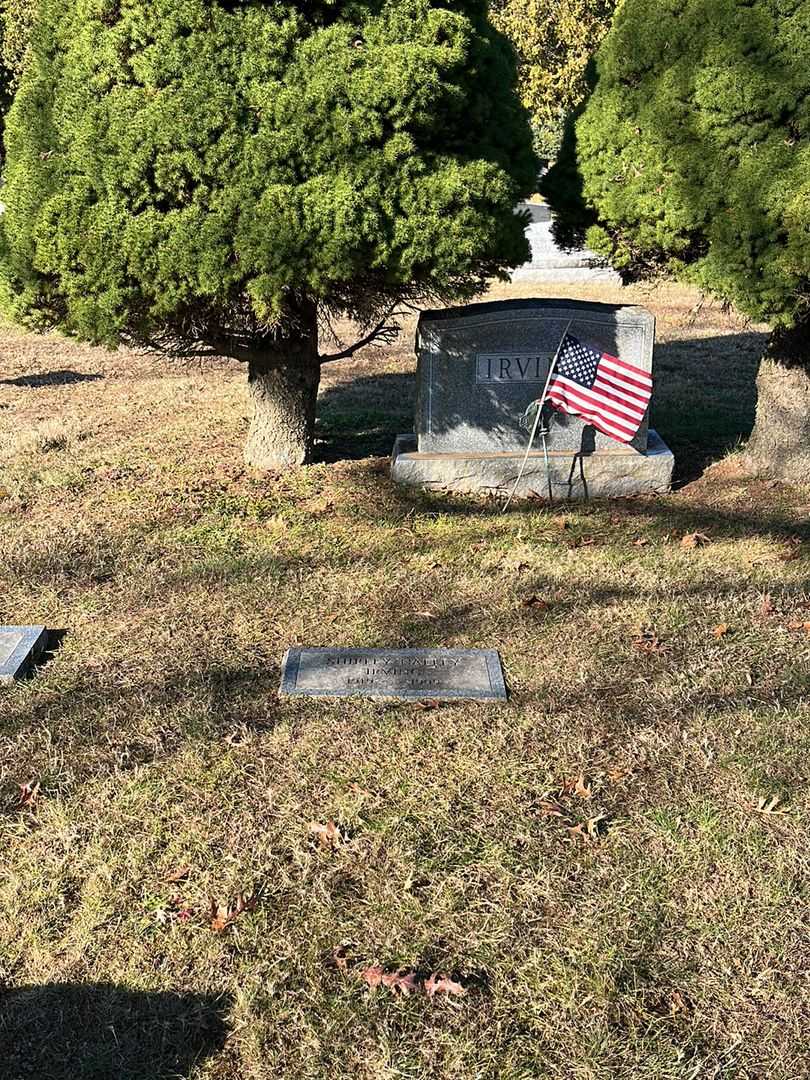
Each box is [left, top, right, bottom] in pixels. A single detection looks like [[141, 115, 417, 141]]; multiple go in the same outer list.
[[591, 378, 647, 420], [554, 374, 644, 424], [548, 393, 636, 441], [597, 369, 650, 406], [548, 386, 637, 439], [600, 355, 653, 391], [600, 352, 653, 383]]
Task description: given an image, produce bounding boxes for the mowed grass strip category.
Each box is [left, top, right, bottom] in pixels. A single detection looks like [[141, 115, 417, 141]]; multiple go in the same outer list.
[[1, 283, 809, 1079]]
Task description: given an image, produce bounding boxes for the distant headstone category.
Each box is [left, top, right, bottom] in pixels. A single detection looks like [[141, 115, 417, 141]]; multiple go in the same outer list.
[[391, 298, 674, 500], [280, 648, 507, 701], [511, 202, 623, 284], [0, 626, 48, 685]]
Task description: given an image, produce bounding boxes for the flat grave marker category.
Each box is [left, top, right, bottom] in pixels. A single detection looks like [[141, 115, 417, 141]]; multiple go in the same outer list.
[[280, 647, 507, 701], [0, 626, 48, 685]]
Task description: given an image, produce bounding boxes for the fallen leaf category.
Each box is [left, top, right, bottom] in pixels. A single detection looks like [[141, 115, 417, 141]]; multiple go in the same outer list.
[[680, 531, 710, 549], [586, 813, 608, 838], [381, 968, 419, 995], [332, 944, 351, 972], [787, 621, 810, 636], [209, 893, 257, 932], [360, 964, 384, 988], [759, 594, 774, 617], [552, 514, 571, 530], [309, 820, 343, 848], [18, 780, 40, 808], [164, 865, 192, 884], [537, 798, 568, 819], [561, 773, 592, 799], [425, 973, 466, 998], [413, 610, 437, 620], [712, 623, 730, 638], [521, 595, 551, 610], [632, 628, 669, 654], [607, 766, 631, 782], [631, 537, 651, 547], [415, 699, 441, 710], [781, 536, 804, 562]]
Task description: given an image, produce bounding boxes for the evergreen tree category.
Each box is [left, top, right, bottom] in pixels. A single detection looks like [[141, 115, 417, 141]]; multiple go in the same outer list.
[[543, 0, 810, 481], [0, 0, 35, 92], [0, 0, 536, 467]]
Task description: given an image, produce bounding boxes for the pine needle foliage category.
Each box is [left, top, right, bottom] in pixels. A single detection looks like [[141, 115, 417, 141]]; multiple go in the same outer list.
[[0, 0, 537, 355], [543, 0, 810, 329]]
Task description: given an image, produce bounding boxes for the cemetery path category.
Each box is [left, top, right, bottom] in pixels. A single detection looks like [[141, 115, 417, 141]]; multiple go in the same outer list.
[[0, 281, 807, 1080]]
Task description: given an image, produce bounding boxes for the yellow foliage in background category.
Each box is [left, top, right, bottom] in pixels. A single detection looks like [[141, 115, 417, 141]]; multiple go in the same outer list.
[[490, 0, 618, 159]]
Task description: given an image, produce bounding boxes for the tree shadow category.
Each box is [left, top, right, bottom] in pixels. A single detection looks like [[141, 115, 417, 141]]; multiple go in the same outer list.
[[316, 370, 415, 462], [0, 370, 104, 388], [0, 982, 231, 1080], [315, 329, 766, 483]]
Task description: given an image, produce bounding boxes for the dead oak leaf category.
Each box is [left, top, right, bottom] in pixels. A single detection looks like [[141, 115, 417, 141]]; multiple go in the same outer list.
[[561, 772, 592, 799], [209, 893, 257, 932], [521, 595, 552, 610], [680, 531, 711, 549], [18, 780, 40, 808], [712, 623, 730, 639], [425, 973, 466, 999], [381, 969, 419, 995], [360, 964, 384, 988], [787, 621, 810, 636], [164, 865, 192, 884], [632, 628, 669, 655], [361, 966, 418, 995], [567, 813, 609, 841], [309, 820, 344, 848]]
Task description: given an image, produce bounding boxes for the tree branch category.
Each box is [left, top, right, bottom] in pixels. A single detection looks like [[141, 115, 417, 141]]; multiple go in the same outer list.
[[319, 313, 403, 363]]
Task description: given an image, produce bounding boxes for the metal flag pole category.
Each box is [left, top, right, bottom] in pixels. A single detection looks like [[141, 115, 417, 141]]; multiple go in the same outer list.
[[501, 319, 573, 514]]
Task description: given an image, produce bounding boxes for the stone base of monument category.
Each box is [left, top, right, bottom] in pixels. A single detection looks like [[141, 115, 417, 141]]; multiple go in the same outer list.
[[391, 430, 674, 500]]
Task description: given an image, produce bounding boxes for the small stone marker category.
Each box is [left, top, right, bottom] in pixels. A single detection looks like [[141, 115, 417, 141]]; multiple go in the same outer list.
[[0, 626, 48, 685], [280, 648, 507, 701]]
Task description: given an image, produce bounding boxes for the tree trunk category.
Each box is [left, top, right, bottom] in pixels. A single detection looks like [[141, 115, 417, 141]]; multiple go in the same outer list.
[[745, 323, 810, 483], [243, 305, 320, 470]]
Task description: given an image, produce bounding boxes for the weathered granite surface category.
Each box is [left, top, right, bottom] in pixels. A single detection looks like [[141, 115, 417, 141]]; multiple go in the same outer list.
[[0, 626, 48, 685], [511, 202, 622, 284], [391, 431, 674, 500], [280, 647, 507, 701], [416, 298, 654, 456]]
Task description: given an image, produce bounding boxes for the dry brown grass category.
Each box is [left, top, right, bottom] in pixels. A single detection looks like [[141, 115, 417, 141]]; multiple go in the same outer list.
[[0, 282, 808, 1080]]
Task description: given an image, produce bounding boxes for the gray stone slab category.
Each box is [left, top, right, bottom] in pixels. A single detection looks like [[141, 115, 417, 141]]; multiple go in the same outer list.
[[280, 647, 507, 701], [391, 430, 674, 500], [511, 202, 622, 284], [0, 626, 48, 685], [416, 298, 654, 455]]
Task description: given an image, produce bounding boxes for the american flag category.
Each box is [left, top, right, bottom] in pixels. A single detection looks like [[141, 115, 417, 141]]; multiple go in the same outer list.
[[546, 334, 652, 444]]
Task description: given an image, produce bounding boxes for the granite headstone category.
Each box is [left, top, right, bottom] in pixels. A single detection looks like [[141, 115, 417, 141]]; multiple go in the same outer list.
[[0, 626, 48, 685], [280, 647, 507, 701], [391, 298, 674, 499]]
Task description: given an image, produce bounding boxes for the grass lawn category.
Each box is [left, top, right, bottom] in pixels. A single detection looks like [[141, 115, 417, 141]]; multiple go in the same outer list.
[[1, 280, 808, 1079]]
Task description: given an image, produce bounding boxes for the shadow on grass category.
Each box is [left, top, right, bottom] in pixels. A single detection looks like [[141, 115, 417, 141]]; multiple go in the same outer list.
[[313, 331, 766, 483], [0, 370, 104, 388], [0, 982, 230, 1080]]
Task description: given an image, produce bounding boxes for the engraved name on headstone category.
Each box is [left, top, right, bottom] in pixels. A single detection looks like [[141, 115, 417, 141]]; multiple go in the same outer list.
[[280, 648, 507, 701], [0, 626, 48, 685]]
